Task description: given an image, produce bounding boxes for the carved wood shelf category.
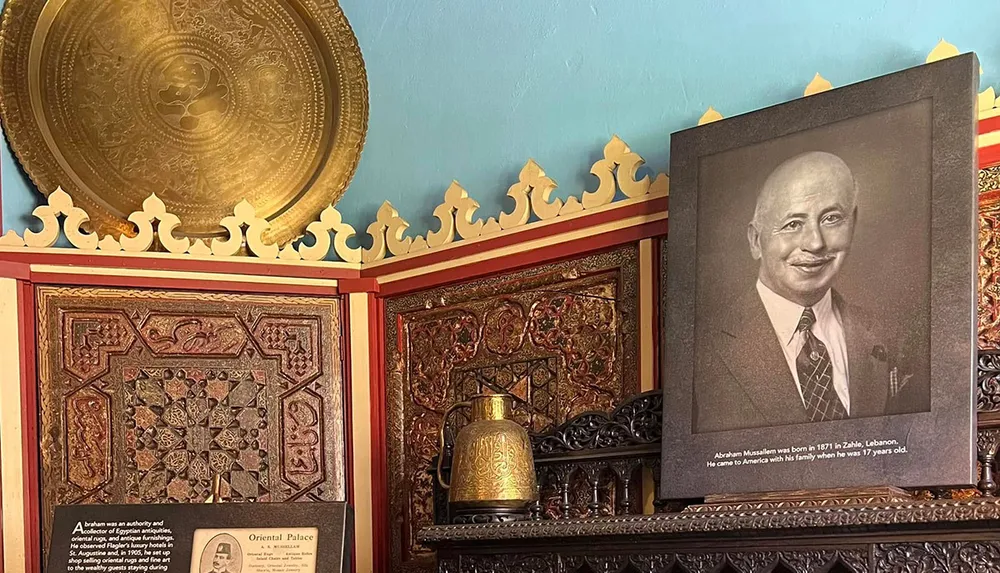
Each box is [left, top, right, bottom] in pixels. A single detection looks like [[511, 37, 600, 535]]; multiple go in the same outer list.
[[421, 499, 1000, 572], [419, 498, 1000, 543]]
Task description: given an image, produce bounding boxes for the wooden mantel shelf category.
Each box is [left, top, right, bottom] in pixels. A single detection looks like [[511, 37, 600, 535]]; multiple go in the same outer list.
[[418, 498, 1000, 544], [421, 499, 1000, 572]]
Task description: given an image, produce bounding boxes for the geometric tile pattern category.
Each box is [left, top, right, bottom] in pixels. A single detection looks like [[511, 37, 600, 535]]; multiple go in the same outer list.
[[124, 367, 269, 504], [36, 287, 345, 556]]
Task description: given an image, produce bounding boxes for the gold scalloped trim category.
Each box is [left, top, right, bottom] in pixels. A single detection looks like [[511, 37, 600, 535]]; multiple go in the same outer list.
[[804, 73, 832, 96], [0, 136, 667, 265], [698, 107, 723, 125], [354, 135, 668, 260], [704, 41, 1000, 126]]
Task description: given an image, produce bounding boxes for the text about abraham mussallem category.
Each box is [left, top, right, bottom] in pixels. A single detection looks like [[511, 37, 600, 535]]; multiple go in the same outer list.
[[706, 439, 905, 468]]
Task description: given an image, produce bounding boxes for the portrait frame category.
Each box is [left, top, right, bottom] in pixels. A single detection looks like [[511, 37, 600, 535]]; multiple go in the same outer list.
[[661, 53, 979, 498]]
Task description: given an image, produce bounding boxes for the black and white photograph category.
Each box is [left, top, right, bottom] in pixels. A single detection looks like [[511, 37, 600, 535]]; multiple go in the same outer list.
[[661, 54, 979, 498], [693, 104, 932, 434], [197, 534, 242, 573]]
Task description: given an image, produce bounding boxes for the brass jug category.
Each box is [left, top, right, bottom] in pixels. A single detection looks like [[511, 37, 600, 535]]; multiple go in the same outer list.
[[436, 394, 538, 519]]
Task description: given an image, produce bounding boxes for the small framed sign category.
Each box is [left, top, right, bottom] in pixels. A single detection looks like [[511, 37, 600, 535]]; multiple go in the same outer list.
[[46, 503, 352, 573]]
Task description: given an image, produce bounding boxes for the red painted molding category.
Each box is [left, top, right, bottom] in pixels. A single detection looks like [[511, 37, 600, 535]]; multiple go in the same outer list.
[[340, 296, 357, 573], [338, 278, 380, 294], [0, 261, 29, 280], [377, 220, 667, 298], [0, 251, 361, 281], [368, 296, 389, 573], [17, 280, 40, 573], [29, 272, 339, 297], [981, 145, 1000, 170], [652, 238, 662, 390], [980, 115, 1000, 135], [362, 195, 668, 279]]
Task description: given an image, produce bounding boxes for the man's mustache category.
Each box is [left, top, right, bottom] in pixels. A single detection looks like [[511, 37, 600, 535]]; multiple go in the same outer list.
[[786, 255, 836, 265]]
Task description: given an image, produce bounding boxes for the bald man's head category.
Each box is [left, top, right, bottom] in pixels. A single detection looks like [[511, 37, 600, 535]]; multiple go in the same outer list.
[[752, 152, 858, 228], [747, 151, 858, 306]]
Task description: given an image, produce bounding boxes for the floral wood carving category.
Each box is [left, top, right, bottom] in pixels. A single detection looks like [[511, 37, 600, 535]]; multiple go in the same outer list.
[[385, 247, 639, 573], [875, 541, 1000, 572], [978, 186, 1000, 349], [979, 166, 1000, 195], [531, 390, 661, 455], [36, 287, 346, 559], [978, 351, 1000, 412], [137, 314, 248, 356], [535, 551, 870, 573], [458, 554, 558, 573]]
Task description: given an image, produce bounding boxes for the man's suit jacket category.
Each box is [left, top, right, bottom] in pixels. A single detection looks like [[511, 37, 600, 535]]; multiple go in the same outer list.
[[693, 288, 928, 433]]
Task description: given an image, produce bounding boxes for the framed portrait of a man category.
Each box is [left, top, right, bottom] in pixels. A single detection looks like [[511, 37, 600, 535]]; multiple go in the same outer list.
[[661, 53, 979, 498]]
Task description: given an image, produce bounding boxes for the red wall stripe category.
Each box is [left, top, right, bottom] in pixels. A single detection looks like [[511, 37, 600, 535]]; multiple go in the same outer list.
[[28, 273, 339, 297], [377, 220, 667, 298], [367, 296, 389, 573], [980, 115, 1000, 135], [0, 251, 361, 281], [339, 296, 356, 573], [981, 144, 1000, 170], [362, 196, 668, 279], [17, 280, 40, 573]]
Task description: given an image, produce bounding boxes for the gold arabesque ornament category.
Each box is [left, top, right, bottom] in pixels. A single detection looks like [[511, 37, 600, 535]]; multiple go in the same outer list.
[[0, 0, 368, 245], [436, 394, 538, 521]]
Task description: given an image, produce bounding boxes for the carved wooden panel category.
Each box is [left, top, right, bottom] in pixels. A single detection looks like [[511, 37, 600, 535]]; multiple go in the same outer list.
[[37, 287, 346, 551], [385, 246, 640, 572], [977, 167, 1000, 414], [875, 541, 1000, 572], [979, 166, 1000, 352]]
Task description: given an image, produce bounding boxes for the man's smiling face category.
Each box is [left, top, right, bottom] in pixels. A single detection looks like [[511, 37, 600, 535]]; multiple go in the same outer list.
[[748, 152, 857, 307]]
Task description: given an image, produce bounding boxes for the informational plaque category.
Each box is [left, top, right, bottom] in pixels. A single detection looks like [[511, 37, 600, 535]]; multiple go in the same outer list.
[[46, 503, 352, 573]]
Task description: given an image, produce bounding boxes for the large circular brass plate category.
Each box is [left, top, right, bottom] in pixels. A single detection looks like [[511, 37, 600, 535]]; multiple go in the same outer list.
[[0, 0, 367, 244]]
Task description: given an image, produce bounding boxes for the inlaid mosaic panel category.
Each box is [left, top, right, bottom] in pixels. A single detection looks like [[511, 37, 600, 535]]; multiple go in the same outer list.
[[385, 246, 640, 572], [37, 287, 346, 552]]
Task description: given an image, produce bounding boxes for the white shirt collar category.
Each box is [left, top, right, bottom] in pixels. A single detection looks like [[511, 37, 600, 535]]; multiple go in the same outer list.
[[755, 280, 833, 345]]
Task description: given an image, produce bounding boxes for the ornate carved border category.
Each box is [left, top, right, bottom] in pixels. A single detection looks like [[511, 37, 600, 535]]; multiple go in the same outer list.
[[418, 498, 1000, 543], [531, 390, 661, 455]]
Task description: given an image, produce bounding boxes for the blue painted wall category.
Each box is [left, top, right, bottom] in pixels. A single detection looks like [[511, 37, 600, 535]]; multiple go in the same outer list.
[[3, 0, 1000, 239]]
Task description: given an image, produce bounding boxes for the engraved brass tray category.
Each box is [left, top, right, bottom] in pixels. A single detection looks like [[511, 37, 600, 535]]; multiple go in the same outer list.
[[0, 0, 368, 244]]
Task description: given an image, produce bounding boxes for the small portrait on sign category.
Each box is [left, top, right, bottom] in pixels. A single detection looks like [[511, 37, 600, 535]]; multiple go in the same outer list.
[[197, 534, 243, 573], [190, 526, 321, 573]]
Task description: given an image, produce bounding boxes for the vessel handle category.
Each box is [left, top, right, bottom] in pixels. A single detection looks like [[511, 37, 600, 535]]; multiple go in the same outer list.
[[436, 401, 472, 490]]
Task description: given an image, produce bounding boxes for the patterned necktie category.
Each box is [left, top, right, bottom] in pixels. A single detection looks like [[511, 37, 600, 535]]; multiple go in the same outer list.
[[796, 307, 847, 421]]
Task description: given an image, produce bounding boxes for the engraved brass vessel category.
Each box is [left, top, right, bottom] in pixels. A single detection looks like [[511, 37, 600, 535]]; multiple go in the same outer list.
[[436, 394, 538, 521], [0, 0, 368, 245]]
